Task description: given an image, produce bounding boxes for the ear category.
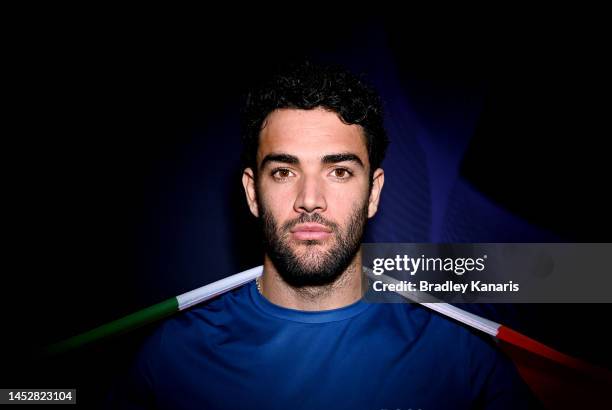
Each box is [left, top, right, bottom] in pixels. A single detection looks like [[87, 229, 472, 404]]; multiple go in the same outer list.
[[367, 168, 385, 218], [242, 168, 259, 217]]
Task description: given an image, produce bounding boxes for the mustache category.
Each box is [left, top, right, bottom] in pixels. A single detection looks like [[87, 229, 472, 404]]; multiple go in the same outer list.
[[281, 213, 338, 233]]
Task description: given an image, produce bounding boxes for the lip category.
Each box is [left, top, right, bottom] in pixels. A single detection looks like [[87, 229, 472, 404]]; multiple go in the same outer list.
[[290, 223, 332, 240]]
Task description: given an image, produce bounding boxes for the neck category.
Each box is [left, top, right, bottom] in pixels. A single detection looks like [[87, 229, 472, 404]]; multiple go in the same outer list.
[[259, 251, 365, 311]]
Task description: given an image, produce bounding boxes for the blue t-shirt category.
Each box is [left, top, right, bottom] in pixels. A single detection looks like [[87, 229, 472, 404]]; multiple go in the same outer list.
[[108, 280, 535, 409]]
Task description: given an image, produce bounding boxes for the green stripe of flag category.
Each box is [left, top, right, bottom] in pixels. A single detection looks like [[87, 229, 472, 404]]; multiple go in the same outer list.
[[44, 297, 179, 356], [42, 266, 264, 356]]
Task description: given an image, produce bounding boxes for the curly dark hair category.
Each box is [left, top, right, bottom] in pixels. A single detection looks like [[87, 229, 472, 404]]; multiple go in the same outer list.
[[241, 61, 389, 179]]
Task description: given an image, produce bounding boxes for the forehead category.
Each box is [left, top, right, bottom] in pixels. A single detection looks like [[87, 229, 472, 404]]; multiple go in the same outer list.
[[257, 108, 368, 163]]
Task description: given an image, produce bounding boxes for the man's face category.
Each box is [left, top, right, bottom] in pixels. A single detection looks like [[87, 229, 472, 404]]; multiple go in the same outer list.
[[243, 107, 384, 287]]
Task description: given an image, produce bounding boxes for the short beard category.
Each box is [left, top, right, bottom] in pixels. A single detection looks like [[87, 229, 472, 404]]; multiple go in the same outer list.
[[258, 197, 369, 288]]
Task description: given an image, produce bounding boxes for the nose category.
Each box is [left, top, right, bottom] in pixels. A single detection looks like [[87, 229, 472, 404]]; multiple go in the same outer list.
[[293, 174, 327, 214]]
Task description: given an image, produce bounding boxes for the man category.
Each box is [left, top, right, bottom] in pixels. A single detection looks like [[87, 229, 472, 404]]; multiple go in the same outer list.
[[108, 62, 537, 409]]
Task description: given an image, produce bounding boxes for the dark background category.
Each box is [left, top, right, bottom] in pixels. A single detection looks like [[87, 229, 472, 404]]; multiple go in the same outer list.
[[3, 11, 611, 408]]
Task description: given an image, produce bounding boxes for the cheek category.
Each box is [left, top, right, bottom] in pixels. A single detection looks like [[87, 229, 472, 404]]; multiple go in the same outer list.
[[329, 191, 354, 209], [259, 184, 296, 220], [327, 188, 368, 220]]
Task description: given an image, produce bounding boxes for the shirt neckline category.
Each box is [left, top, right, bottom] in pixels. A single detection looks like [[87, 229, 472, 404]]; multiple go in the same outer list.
[[248, 280, 371, 323]]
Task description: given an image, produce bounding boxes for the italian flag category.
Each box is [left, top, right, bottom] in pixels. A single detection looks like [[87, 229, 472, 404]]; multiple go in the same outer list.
[[44, 266, 612, 408]]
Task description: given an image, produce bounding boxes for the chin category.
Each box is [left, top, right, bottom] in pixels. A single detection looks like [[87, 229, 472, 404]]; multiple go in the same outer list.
[[292, 245, 331, 260]]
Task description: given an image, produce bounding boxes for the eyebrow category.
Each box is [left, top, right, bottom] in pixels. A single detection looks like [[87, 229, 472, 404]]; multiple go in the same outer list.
[[321, 153, 364, 168], [259, 153, 299, 170], [259, 152, 365, 170]]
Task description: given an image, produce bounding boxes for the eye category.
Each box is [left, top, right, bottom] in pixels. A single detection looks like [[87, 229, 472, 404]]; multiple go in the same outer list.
[[330, 168, 353, 179], [271, 168, 295, 181]]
